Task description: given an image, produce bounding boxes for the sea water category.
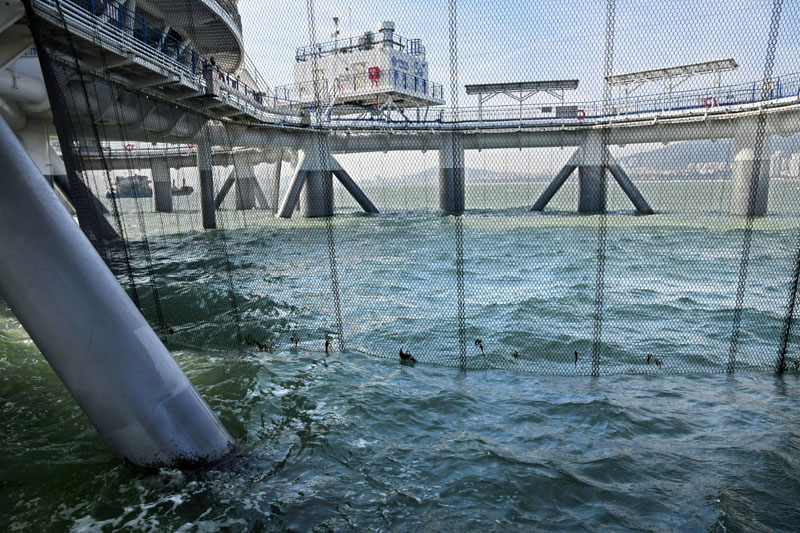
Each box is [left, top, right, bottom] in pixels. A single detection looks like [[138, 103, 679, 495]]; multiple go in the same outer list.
[[1, 180, 799, 530]]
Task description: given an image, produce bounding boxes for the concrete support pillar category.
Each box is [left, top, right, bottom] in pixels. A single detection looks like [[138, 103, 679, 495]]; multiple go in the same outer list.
[[531, 149, 580, 211], [439, 136, 465, 215], [331, 157, 379, 214], [299, 145, 334, 217], [214, 171, 235, 209], [197, 138, 216, 229], [277, 150, 307, 218], [232, 151, 257, 210], [277, 148, 378, 218], [578, 131, 606, 213], [253, 179, 270, 210], [0, 116, 234, 467], [151, 158, 173, 213], [730, 118, 772, 217], [607, 153, 654, 215], [270, 151, 283, 215]]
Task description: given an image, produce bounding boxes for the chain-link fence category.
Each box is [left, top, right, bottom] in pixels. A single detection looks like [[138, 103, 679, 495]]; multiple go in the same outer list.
[[22, 0, 800, 375]]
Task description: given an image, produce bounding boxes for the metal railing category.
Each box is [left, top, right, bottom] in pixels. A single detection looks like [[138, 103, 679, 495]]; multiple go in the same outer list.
[[35, 0, 301, 118], [296, 32, 426, 62], [327, 71, 800, 127], [279, 69, 444, 106], [27, 0, 800, 129]]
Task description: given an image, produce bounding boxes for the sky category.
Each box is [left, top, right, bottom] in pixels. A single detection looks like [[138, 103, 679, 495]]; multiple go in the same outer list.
[[235, 0, 800, 176]]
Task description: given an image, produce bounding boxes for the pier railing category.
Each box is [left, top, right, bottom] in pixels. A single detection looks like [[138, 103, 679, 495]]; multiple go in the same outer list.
[[296, 32, 427, 62], [326, 71, 800, 127], [29, 0, 800, 129], [34, 0, 301, 119]]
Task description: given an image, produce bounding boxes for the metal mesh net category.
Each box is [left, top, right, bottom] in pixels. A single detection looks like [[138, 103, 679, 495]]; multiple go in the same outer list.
[[20, 0, 800, 375]]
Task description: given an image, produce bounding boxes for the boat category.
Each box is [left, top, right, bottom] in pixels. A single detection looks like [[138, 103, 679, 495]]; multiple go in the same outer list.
[[106, 175, 152, 198], [171, 180, 194, 196]]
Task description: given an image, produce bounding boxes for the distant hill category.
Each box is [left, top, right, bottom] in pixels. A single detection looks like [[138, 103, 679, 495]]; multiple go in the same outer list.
[[386, 134, 800, 184], [620, 134, 800, 179], [392, 166, 552, 184]]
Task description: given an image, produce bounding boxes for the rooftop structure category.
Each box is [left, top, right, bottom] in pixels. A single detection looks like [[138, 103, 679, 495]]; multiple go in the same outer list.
[[606, 59, 739, 87], [606, 59, 739, 113], [465, 80, 579, 121], [289, 21, 445, 110]]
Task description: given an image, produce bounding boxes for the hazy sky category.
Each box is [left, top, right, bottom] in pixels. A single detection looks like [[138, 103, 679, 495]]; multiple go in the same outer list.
[[239, 0, 799, 98], [236, 0, 800, 176]]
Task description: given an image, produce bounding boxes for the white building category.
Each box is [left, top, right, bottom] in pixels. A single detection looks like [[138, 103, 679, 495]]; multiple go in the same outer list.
[[289, 21, 445, 109]]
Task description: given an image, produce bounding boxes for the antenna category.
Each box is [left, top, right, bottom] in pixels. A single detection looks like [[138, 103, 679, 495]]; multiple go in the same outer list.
[[332, 16, 340, 53]]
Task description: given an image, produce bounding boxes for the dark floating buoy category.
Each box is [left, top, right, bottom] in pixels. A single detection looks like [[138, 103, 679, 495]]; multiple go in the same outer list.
[[399, 348, 416, 363], [474, 339, 484, 355], [325, 339, 331, 354], [512, 351, 519, 360], [574, 350, 579, 367]]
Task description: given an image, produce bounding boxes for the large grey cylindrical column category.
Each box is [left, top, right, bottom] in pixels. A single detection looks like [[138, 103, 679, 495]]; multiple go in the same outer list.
[[0, 116, 234, 467], [197, 138, 216, 228], [151, 157, 173, 213], [730, 117, 772, 217], [439, 136, 465, 215], [578, 131, 606, 213], [299, 145, 334, 217]]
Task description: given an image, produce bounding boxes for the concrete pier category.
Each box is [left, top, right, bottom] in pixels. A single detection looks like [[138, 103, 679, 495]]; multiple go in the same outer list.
[[270, 150, 283, 214], [151, 158, 173, 213], [299, 145, 334, 218], [530, 150, 580, 211], [331, 158, 379, 214], [277, 150, 307, 218], [0, 116, 234, 467], [214, 171, 235, 209], [577, 132, 606, 213], [531, 131, 652, 214], [232, 152, 257, 210], [730, 117, 772, 217], [607, 154, 654, 215], [277, 147, 378, 218], [197, 138, 216, 228], [439, 136, 465, 215]]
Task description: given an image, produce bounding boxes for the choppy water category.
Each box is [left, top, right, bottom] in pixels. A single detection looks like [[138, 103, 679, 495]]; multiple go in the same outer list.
[[2, 180, 800, 530]]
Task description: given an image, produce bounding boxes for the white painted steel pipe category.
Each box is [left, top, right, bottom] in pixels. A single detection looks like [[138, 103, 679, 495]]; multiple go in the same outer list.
[[0, 115, 234, 468]]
